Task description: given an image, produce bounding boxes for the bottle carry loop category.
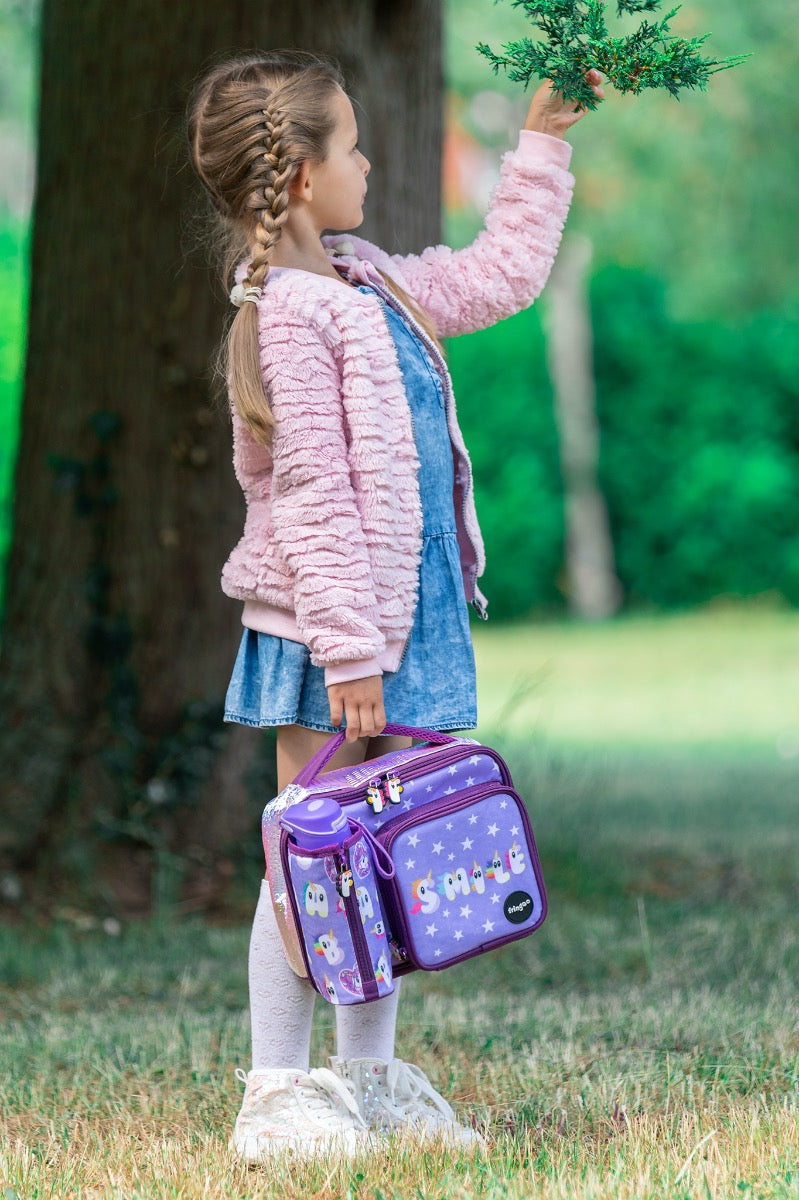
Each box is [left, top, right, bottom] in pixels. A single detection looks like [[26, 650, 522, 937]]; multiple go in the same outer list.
[[348, 819, 396, 880]]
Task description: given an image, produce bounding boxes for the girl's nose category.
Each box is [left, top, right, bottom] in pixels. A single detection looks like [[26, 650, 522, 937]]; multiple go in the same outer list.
[[360, 152, 371, 177]]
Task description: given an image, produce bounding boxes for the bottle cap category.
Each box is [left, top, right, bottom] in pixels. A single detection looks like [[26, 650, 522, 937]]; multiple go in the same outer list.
[[280, 796, 349, 850]]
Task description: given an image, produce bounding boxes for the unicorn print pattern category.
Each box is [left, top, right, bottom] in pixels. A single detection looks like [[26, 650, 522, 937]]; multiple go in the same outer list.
[[304, 880, 329, 917], [388, 789, 544, 969]]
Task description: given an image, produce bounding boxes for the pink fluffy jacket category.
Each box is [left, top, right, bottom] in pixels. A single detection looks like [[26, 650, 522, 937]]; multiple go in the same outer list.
[[222, 129, 574, 686]]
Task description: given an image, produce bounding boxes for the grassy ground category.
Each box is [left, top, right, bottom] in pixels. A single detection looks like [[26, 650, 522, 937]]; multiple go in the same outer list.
[[472, 600, 799, 753], [2, 698, 798, 1197]]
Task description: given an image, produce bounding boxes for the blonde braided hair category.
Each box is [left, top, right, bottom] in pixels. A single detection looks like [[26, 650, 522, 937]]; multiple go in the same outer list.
[[189, 52, 444, 447], [188, 53, 344, 444], [246, 102, 293, 292]]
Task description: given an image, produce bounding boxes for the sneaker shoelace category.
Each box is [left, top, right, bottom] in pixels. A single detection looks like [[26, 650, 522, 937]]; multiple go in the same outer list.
[[385, 1059, 456, 1122], [297, 1067, 366, 1130], [235, 1066, 364, 1130]]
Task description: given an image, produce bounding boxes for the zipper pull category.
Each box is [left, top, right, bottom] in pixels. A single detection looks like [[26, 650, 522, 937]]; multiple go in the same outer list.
[[365, 779, 385, 814], [471, 585, 489, 621], [389, 937, 408, 963], [334, 852, 354, 899], [382, 771, 404, 806]]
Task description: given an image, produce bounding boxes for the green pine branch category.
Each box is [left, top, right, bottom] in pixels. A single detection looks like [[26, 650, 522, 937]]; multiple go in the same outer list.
[[476, 0, 749, 109]]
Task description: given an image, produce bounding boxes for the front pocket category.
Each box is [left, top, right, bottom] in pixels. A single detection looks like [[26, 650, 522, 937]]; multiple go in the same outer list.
[[378, 785, 546, 970]]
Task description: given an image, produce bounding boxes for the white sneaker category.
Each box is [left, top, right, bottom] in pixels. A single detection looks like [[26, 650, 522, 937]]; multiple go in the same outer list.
[[329, 1056, 484, 1147], [231, 1066, 369, 1161]]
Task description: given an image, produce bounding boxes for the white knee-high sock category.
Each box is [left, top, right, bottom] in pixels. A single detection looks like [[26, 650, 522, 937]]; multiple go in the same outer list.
[[248, 879, 316, 1071], [335, 979, 402, 1063]]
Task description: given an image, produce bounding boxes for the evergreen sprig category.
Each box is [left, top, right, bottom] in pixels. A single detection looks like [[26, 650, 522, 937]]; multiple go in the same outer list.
[[477, 0, 748, 109]]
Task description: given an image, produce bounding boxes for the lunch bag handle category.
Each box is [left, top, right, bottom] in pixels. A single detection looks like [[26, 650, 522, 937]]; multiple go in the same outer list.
[[293, 724, 460, 788]]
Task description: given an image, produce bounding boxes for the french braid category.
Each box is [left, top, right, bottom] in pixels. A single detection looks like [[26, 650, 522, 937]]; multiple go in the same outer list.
[[188, 52, 444, 445], [245, 104, 294, 293], [188, 53, 343, 444]]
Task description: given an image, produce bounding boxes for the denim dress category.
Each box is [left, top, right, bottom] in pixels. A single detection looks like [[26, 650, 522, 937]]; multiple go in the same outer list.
[[223, 285, 478, 733]]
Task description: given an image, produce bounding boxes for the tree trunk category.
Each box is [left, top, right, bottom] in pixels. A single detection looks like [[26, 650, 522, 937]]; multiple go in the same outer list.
[[545, 235, 623, 620], [0, 0, 442, 911]]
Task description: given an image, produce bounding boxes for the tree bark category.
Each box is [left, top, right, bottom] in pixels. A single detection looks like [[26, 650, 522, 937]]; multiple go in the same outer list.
[[545, 235, 623, 620], [0, 0, 442, 909]]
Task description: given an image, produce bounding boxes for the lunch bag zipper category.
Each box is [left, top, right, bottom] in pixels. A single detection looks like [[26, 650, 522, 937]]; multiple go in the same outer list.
[[335, 744, 513, 809], [332, 845, 380, 1002], [377, 782, 535, 852], [289, 744, 512, 808]]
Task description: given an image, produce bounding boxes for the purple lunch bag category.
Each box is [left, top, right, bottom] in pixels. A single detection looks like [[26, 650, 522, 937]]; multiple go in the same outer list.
[[262, 724, 547, 1003]]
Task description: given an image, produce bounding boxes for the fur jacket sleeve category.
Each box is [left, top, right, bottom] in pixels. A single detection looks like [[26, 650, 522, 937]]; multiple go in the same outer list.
[[332, 129, 574, 338]]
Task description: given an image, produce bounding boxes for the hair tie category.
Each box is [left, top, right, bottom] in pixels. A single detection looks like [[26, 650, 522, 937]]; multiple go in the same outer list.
[[230, 283, 262, 308]]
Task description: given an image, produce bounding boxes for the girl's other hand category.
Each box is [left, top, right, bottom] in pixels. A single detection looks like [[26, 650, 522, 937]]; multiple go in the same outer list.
[[524, 70, 605, 138], [328, 675, 386, 743]]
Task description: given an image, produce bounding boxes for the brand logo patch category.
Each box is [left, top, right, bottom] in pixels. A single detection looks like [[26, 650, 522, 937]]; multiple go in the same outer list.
[[503, 890, 533, 925]]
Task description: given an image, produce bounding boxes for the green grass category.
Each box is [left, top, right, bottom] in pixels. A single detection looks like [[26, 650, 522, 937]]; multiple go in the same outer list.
[[2, 730, 798, 1198], [473, 600, 799, 754]]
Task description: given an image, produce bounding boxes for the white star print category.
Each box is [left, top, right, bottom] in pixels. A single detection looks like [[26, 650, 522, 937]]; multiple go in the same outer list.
[[510, 824, 520, 836], [432, 841, 444, 855], [426, 785, 433, 793], [482, 918, 495, 933], [403, 799, 413, 810], [407, 833, 420, 848], [490, 892, 501, 904], [434, 948, 442, 957], [469, 756, 480, 765], [405, 858, 415, 870], [461, 837, 473, 851], [466, 776, 475, 786], [500, 799, 508, 809], [375, 819, 383, 829], [448, 766, 457, 776], [468, 814, 478, 825], [425, 923, 438, 937], [447, 853, 455, 861], [444, 787, 455, 795], [445, 822, 453, 831], [459, 904, 472, 919], [443, 909, 450, 918], [487, 823, 499, 837], [454, 930, 463, 941]]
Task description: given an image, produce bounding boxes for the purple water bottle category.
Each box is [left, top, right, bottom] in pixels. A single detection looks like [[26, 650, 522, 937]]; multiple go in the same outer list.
[[280, 796, 350, 850]]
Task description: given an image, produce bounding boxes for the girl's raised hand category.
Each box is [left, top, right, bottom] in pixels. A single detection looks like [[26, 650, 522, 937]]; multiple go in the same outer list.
[[523, 69, 605, 138], [327, 675, 387, 744]]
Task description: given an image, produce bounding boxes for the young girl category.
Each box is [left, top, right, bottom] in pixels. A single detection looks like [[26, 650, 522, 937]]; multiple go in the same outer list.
[[188, 51, 603, 1159]]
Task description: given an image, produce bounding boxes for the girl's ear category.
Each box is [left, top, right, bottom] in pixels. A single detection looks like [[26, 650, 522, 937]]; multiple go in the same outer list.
[[289, 160, 313, 201]]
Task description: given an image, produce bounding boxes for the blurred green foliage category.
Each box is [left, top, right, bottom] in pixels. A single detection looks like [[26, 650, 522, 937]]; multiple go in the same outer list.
[[449, 274, 799, 617], [447, 0, 799, 616], [448, 0, 797, 319], [0, 220, 26, 597], [0, 0, 37, 606], [446, 305, 566, 616], [593, 268, 799, 609]]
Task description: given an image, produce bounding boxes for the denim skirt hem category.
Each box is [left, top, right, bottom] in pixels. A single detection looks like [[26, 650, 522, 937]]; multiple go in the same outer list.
[[224, 627, 477, 734], [223, 709, 477, 734]]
